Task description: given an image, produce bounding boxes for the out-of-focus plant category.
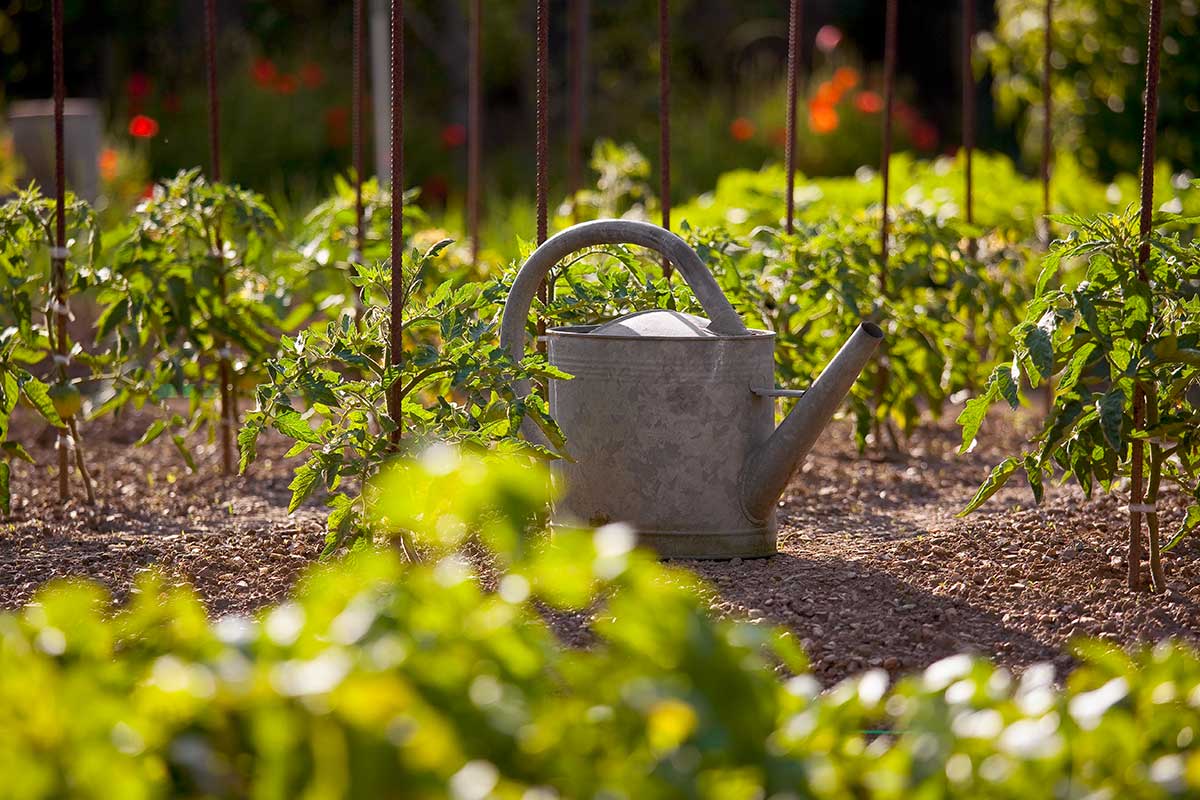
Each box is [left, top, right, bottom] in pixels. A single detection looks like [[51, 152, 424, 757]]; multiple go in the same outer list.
[[95, 169, 290, 475], [239, 240, 567, 555], [959, 208, 1200, 591], [685, 209, 1028, 453], [979, 0, 1200, 174], [1, 445, 1199, 797], [0, 187, 100, 512]]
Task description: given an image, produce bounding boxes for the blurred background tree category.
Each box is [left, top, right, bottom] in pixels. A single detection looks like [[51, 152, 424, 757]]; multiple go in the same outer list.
[[0, 0, 1195, 209], [980, 0, 1199, 175]]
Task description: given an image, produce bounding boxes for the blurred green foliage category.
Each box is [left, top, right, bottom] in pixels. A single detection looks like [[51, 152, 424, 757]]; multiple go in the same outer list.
[[0, 446, 1199, 797], [979, 0, 1200, 176]]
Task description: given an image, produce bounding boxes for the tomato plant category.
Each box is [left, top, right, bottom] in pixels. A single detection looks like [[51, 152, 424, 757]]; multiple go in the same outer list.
[[94, 170, 289, 474], [239, 239, 567, 555], [0, 187, 101, 512], [958, 208, 1200, 590], [683, 209, 1029, 453]]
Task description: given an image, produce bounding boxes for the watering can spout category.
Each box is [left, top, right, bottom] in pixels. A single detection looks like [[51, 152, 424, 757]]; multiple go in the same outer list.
[[741, 322, 884, 523]]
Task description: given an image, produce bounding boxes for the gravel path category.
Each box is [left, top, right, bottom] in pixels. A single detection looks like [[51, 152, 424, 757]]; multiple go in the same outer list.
[[2, 408, 1197, 683]]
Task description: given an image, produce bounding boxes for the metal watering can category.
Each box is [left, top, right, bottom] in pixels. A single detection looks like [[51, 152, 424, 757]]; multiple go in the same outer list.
[[500, 219, 883, 558]]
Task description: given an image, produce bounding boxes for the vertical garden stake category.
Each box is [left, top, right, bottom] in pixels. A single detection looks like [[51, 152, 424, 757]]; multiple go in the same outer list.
[[353, 0, 367, 272], [1130, 0, 1163, 592], [962, 0, 975, 254], [784, 0, 802, 235], [204, 0, 235, 475], [1040, 0, 1053, 245], [388, 0, 404, 441], [49, 0, 93, 504], [468, 0, 482, 265], [567, 0, 588, 215], [879, 0, 898, 276], [534, 0, 550, 350], [658, 0, 672, 277]]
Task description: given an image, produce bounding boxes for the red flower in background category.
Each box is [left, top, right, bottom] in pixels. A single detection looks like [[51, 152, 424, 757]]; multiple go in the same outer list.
[[808, 103, 839, 134], [251, 58, 277, 87], [98, 148, 119, 181], [126, 72, 152, 100], [854, 91, 883, 113], [729, 117, 755, 142], [832, 67, 859, 92], [325, 105, 349, 148], [440, 123, 467, 149], [815, 25, 842, 53], [128, 114, 159, 138], [912, 122, 939, 150], [300, 62, 325, 89], [814, 81, 842, 107], [275, 74, 299, 95]]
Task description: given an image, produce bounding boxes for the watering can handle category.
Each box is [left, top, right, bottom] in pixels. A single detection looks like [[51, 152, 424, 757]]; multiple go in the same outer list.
[[500, 219, 747, 361], [499, 219, 748, 449]]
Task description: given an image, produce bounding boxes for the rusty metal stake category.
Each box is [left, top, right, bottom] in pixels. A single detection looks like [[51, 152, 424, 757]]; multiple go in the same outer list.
[[388, 0, 405, 440], [1129, 0, 1163, 592], [785, 0, 802, 235]]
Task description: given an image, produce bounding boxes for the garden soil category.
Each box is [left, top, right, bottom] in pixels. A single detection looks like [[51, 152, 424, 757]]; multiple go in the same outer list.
[[2, 407, 1197, 684]]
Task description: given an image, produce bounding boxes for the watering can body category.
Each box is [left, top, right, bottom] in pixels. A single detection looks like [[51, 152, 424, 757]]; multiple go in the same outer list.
[[500, 219, 882, 559]]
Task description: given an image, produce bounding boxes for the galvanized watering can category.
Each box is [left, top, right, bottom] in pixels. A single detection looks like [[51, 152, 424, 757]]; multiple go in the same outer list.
[[500, 219, 882, 558]]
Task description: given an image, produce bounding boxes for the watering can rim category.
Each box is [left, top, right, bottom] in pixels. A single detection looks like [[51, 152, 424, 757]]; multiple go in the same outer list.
[[546, 309, 775, 342]]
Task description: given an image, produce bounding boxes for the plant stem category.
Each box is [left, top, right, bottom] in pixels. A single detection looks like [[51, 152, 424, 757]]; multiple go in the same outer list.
[[67, 416, 95, 505], [1146, 383, 1166, 592], [1128, 384, 1145, 591]]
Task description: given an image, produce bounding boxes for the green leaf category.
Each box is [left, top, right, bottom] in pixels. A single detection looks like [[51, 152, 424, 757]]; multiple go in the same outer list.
[[19, 375, 63, 427], [171, 434, 197, 472], [288, 461, 322, 513], [956, 394, 993, 455], [0, 460, 9, 516], [272, 407, 321, 444], [0, 441, 34, 463], [1097, 388, 1125, 452], [1164, 506, 1200, 552], [135, 419, 169, 447], [1024, 324, 1054, 383], [959, 457, 1020, 516], [237, 412, 265, 474], [1058, 343, 1098, 395]]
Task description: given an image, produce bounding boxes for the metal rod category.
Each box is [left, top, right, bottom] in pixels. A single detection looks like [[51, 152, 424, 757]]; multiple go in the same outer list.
[[1129, 0, 1163, 591], [658, 0, 672, 276], [51, 0, 69, 501], [353, 0, 366, 261], [468, 0, 482, 265], [204, 0, 235, 475], [784, 0, 802, 235], [204, 0, 221, 182], [535, 0, 550, 349], [879, 0, 898, 279], [567, 0, 588, 209], [535, 0, 549, 246], [962, 0, 975, 241], [388, 0, 405, 440], [1040, 0, 1053, 243]]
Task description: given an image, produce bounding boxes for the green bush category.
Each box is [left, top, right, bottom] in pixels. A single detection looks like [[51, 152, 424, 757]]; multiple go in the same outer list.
[[1, 446, 1198, 798]]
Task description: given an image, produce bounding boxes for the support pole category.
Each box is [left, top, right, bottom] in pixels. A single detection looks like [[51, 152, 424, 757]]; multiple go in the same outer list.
[[1040, 0, 1053, 244], [879, 0, 898, 277], [468, 0, 483, 265], [784, 0, 802, 235], [1129, 0, 1163, 591], [387, 0, 405, 441], [658, 0, 672, 276], [962, 0, 976, 252]]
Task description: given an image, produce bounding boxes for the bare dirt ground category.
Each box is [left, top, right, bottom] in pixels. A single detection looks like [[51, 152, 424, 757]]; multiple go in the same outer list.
[[2, 407, 1197, 683]]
